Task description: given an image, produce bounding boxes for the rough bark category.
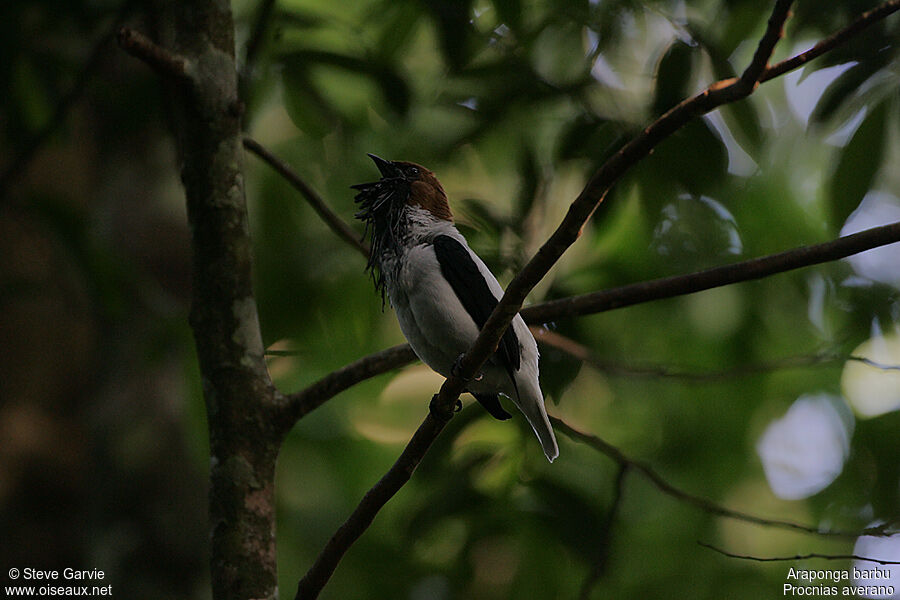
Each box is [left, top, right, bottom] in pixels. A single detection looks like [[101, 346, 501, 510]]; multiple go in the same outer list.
[[126, 2, 283, 598]]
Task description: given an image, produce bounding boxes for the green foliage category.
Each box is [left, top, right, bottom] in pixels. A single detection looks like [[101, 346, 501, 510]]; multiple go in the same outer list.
[[828, 101, 888, 228], [5, 0, 900, 598], [236, 2, 900, 597], [244, 1, 900, 597]]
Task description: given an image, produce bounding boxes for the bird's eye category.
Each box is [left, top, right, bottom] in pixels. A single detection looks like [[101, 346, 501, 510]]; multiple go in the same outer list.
[[408, 166, 419, 177]]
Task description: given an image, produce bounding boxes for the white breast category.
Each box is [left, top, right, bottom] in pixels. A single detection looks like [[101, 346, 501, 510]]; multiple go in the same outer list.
[[382, 209, 539, 396]]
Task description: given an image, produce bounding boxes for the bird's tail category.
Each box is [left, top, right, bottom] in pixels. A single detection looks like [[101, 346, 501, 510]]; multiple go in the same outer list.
[[512, 377, 559, 463]]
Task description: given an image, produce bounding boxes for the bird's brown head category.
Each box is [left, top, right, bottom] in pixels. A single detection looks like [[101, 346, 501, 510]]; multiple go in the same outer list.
[[362, 154, 452, 222], [352, 154, 452, 302]]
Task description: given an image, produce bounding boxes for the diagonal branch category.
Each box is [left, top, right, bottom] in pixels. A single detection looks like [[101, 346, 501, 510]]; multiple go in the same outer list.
[[553, 418, 890, 539], [243, 137, 370, 257], [295, 3, 797, 596], [700, 541, 900, 565]]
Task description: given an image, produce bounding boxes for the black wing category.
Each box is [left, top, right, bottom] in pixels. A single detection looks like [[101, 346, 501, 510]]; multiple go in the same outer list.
[[432, 235, 521, 398], [472, 393, 512, 420]]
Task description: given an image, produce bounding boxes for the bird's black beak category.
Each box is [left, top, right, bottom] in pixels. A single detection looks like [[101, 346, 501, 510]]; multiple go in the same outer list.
[[368, 153, 398, 178]]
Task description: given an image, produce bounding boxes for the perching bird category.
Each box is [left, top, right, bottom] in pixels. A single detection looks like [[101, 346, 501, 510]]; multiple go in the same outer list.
[[353, 154, 559, 462]]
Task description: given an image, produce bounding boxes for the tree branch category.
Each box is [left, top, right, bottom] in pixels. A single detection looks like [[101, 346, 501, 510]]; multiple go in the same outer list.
[[275, 344, 416, 433], [739, 0, 793, 86], [521, 221, 900, 323], [243, 137, 370, 257], [761, 0, 900, 82], [117, 27, 194, 84], [699, 541, 900, 565], [553, 418, 890, 539]]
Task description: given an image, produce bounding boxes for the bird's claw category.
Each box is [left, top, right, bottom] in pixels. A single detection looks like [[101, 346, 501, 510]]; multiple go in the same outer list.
[[429, 394, 458, 422], [451, 353, 483, 381]]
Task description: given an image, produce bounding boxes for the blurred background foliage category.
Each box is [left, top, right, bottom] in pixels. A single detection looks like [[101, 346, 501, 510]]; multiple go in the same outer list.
[[2, 0, 900, 598]]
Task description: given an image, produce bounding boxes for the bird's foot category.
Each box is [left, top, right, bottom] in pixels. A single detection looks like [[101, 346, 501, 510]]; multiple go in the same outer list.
[[451, 353, 483, 381], [429, 394, 461, 422]]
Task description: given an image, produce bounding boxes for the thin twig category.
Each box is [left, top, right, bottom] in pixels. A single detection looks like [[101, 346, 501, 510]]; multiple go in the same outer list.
[[117, 27, 194, 82], [739, 0, 793, 85], [533, 328, 900, 381], [554, 418, 892, 539], [533, 327, 834, 380], [521, 221, 900, 323], [849, 355, 900, 371], [275, 344, 416, 432], [242, 137, 370, 257], [761, 0, 900, 82], [699, 541, 900, 565]]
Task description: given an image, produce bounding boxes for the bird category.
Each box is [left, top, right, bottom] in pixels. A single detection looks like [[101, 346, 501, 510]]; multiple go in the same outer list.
[[352, 153, 559, 462]]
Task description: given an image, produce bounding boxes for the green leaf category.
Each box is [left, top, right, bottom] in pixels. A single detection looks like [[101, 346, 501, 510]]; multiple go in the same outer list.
[[279, 50, 411, 126], [491, 0, 523, 32], [374, 67, 410, 116], [515, 145, 540, 216], [828, 101, 887, 228], [536, 321, 585, 405], [526, 478, 607, 563], [716, 0, 766, 57], [274, 7, 323, 30], [12, 58, 53, 131], [719, 95, 763, 155], [375, 1, 421, 61], [641, 119, 728, 195], [652, 39, 694, 117], [281, 65, 336, 138], [707, 44, 763, 154], [422, 0, 475, 71], [556, 113, 630, 166], [810, 59, 885, 125]]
